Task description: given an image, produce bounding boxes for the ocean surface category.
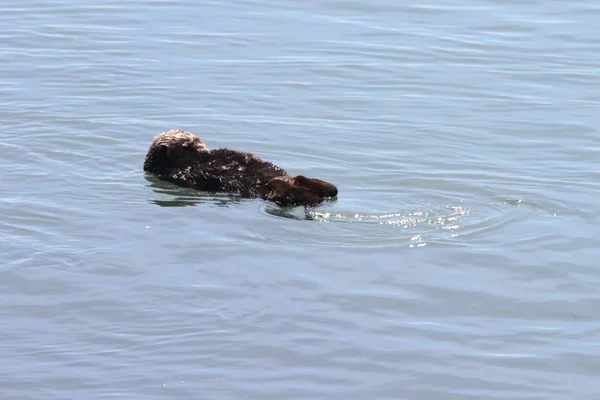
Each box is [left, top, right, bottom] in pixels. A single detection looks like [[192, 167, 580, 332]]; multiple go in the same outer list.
[[1, 1, 599, 399]]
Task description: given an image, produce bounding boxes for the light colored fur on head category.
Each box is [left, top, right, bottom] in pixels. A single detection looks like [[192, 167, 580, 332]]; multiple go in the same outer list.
[[152, 129, 209, 153]]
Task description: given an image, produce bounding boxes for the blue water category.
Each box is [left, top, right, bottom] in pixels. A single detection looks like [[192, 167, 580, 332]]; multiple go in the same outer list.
[[1, 1, 600, 398]]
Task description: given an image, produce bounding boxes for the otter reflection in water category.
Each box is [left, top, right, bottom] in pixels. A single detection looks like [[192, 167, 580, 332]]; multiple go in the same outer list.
[[143, 130, 338, 207]]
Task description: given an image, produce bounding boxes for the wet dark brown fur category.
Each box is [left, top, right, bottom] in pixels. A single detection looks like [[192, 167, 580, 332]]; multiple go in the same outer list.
[[143, 130, 338, 207]]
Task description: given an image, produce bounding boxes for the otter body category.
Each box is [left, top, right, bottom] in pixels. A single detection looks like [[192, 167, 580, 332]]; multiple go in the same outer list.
[[143, 130, 338, 207]]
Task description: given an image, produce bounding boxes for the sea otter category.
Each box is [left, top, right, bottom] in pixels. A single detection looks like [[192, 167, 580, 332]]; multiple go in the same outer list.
[[143, 130, 338, 207]]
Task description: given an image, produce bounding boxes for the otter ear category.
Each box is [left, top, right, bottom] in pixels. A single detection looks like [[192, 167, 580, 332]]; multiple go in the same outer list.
[[294, 175, 311, 185]]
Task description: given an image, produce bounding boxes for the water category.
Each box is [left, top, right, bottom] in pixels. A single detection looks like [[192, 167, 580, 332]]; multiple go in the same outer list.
[[1, 0, 599, 398]]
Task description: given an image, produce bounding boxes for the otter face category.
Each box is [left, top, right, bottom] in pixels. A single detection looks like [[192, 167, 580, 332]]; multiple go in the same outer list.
[[265, 175, 338, 207], [143, 130, 209, 174]]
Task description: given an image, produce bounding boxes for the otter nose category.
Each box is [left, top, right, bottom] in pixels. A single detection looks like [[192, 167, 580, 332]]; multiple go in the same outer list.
[[327, 186, 338, 197]]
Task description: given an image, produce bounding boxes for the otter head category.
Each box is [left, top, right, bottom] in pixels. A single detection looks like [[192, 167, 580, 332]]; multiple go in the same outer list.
[[265, 175, 338, 207], [143, 130, 209, 174]]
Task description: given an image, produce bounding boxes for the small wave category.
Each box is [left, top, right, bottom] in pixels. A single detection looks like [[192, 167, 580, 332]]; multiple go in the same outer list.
[[309, 205, 470, 229]]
